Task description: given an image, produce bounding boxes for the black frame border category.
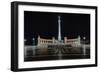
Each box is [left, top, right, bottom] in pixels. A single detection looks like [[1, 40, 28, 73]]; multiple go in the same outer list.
[[11, 1, 98, 72]]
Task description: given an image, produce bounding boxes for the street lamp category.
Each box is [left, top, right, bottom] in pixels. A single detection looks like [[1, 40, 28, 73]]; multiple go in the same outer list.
[[83, 37, 86, 40], [32, 38, 35, 46], [24, 39, 27, 45], [32, 37, 35, 56], [24, 39, 27, 57], [83, 37, 86, 56]]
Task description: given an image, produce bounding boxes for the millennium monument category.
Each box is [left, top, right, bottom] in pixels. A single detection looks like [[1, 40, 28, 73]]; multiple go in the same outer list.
[[24, 16, 90, 61], [37, 16, 81, 47]]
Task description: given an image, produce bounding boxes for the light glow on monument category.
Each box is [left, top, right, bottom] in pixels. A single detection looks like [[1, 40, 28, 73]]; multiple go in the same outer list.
[[58, 16, 61, 41]]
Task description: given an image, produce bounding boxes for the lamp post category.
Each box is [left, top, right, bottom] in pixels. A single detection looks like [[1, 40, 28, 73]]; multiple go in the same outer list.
[[24, 39, 27, 45], [83, 37, 86, 56], [32, 38, 35, 56], [32, 38, 35, 45], [24, 39, 27, 57]]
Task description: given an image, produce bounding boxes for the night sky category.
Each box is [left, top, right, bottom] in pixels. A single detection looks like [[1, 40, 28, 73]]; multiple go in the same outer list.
[[24, 11, 90, 45]]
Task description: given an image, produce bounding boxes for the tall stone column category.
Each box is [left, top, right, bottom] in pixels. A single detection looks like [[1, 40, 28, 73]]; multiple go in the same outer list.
[[58, 16, 61, 41]]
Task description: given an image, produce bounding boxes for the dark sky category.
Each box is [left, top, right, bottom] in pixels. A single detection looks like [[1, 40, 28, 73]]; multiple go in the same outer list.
[[24, 11, 90, 45]]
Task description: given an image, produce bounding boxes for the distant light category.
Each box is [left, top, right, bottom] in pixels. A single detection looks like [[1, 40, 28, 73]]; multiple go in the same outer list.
[[83, 37, 86, 40], [24, 39, 27, 41], [32, 38, 35, 40]]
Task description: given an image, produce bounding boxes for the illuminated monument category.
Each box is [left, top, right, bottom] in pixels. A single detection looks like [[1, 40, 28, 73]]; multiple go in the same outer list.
[[58, 16, 61, 42], [24, 16, 90, 61], [37, 16, 81, 48]]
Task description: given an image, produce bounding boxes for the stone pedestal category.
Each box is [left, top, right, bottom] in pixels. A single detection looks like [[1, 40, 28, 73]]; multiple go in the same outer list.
[[64, 37, 67, 44]]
